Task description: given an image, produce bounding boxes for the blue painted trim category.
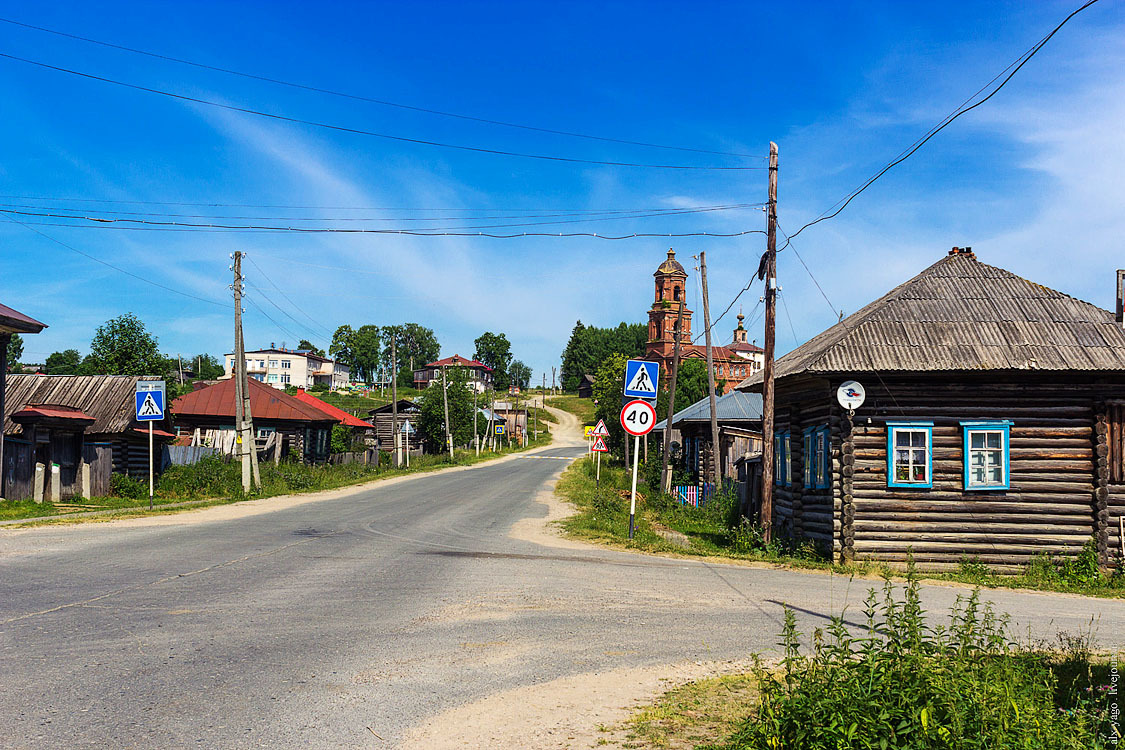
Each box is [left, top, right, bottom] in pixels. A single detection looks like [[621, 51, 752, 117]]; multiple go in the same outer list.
[[802, 427, 815, 488], [960, 420, 1011, 491], [817, 426, 832, 489], [774, 431, 791, 486], [886, 421, 934, 489]]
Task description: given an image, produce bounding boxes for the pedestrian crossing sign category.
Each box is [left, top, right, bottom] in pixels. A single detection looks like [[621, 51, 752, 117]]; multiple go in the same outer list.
[[623, 359, 659, 400], [135, 381, 165, 421], [495, 424, 505, 435]]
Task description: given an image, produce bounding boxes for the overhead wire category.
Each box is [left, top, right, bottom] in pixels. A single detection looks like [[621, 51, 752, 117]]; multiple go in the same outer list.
[[0, 51, 765, 171], [0, 15, 763, 159], [777, 0, 1100, 252], [245, 255, 336, 340], [0, 211, 229, 308]]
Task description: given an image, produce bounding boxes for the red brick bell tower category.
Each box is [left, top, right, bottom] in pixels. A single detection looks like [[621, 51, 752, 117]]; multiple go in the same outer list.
[[645, 248, 693, 375]]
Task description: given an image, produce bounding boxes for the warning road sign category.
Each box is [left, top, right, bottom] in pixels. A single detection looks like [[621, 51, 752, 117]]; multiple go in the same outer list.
[[584, 425, 596, 438], [591, 419, 609, 436], [623, 359, 659, 400], [591, 437, 609, 452]]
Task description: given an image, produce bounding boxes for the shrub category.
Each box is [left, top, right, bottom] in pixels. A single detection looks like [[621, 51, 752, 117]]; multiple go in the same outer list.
[[717, 569, 1112, 749], [110, 472, 147, 499]]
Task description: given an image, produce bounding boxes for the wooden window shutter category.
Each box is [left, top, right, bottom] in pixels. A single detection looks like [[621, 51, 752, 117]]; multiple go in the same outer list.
[[1110, 403, 1125, 484]]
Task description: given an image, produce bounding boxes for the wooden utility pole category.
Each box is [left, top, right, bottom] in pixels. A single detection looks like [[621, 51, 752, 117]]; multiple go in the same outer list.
[[232, 252, 260, 491], [473, 385, 479, 456], [699, 251, 721, 488], [551, 366, 556, 394], [441, 364, 453, 460], [660, 299, 686, 493], [391, 338, 400, 467], [761, 142, 779, 542]]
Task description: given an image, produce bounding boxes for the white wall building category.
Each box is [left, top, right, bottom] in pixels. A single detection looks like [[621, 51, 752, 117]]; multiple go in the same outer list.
[[222, 348, 350, 390]]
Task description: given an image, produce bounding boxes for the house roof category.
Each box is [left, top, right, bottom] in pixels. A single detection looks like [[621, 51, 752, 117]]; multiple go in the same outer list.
[[10, 404, 96, 423], [655, 390, 763, 430], [0, 302, 47, 335], [738, 249, 1125, 389], [421, 355, 492, 371], [171, 378, 336, 423], [3, 375, 163, 436], [227, 348, 340, 366], [291, 389, 371, 427], [729, 340, 764, 354], [368, 399, 420, 416]]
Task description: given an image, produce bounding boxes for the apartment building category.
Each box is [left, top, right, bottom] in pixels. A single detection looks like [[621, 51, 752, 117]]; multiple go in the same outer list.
[[222, 347, 350, 390]]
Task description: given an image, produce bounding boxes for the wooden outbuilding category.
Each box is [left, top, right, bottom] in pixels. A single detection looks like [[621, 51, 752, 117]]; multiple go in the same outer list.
[[653, 390, 763, 484], [171, 378, 336, 463], [367, 400, 423, 453], [577, 374, 596, 399], [737, 248, 1125, 570], [2, 374, 174, 500], [0, 302, 47, 499]]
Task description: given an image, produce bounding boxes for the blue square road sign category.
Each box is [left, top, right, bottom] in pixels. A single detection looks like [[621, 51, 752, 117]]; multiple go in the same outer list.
[[623, 359, 659, 400]]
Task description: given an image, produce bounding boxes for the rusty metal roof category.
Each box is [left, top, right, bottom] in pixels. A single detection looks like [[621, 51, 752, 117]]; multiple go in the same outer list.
[[738, 251, 1125, 389], [3, 375, 162, 436], [171, 378, 336, 423], [11, 405, 97, 423]]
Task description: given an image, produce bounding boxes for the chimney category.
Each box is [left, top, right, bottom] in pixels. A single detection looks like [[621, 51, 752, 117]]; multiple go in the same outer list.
[[1117, 270, 1125, 326], [270, 342, 276, 349], [948, 246, 975, 258]]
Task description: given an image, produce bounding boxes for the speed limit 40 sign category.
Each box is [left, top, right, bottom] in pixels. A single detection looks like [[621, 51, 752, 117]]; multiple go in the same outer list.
[[620, 399, 656, 437]]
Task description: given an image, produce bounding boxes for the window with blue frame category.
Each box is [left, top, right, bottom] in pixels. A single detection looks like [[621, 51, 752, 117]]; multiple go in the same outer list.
[[961, 421, 1011, 490], [774, 431, 790, 486], [803, 426, 830, 489], [886, 421, 933, 488]]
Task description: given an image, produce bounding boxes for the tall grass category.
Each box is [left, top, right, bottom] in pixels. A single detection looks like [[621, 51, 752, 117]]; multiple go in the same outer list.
[[712, 571, 1117, 750]]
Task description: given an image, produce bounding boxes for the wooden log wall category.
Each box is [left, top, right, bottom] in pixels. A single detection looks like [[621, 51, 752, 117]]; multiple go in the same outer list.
[[772, 383, 838, 554], [843, 379, 1105, 569]]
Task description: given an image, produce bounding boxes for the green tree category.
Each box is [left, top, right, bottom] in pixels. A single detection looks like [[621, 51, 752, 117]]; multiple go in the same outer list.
[[5, 333, 24, 371], [560, 321, 647, 392], [351, 324, 382, 383], [45, 349, 82, 375], [592, 353, 629, 454], [381, 323, 440, 381], [416, 366, 481, 453], [86, 313, 165, 375], [654, 359, 710, 426], [509, 359, 532, 390], [190, 354, 225, 380], [297, 339, 326, 357], [329, 325, 356, 370], [474, 331, 513, 390]]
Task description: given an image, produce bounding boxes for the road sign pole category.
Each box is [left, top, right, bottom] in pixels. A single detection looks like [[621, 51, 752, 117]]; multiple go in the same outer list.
[[148, 421, 154, 510], [628, 434, 640, 539], [405, 427, 410, 468], [596, 449, 601, 489]]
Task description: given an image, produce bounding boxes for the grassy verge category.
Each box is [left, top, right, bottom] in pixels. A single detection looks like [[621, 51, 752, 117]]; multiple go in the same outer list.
[[554, 456, 1125, 598], [0, 430, 553, 526], [547, 394, 597, 425], [606, 574, 1118, 749]]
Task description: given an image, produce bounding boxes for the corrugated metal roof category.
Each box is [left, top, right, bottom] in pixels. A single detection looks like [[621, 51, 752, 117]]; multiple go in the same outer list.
[[738, 252, 1125, 389], [3, 375, 161, 436], [422, 355, 492, 371], [655, 390, 763, 430], [171, 378, 336, 423], [291, 390, 371, 428], [11, 405, 96, 422]]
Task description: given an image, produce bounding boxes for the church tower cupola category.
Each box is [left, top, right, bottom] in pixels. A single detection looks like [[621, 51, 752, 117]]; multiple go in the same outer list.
[[645, 248, 693, 368]]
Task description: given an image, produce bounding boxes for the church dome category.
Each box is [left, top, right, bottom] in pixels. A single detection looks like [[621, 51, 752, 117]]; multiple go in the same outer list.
[[655, 248, 686, 275]]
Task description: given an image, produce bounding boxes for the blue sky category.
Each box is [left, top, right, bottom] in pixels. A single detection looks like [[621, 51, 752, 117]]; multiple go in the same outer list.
[[2, 1, 1122, 380]]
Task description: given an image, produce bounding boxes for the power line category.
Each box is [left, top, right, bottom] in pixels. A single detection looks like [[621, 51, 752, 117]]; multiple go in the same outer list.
[[244, 281, 330, 346], [13, 221, 767, 240], [0, 211, 228, 307], [0, 194, 762, 212], [0, 51, 765, 171], [779, 0, 1100, 251], [0, 15, 764, 160], [0, 202, 764, 224], [242, 294, 303, 345], [0, 199, 765, 222], [694, 274, 759, 344], [778, 290, 800, 347], [245, 256, 336, 339]]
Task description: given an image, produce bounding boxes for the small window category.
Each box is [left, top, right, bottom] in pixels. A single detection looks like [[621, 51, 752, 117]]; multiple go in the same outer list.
[[886, 421, 933, 489], [281, 360, 291, 369], [774, 431, 791, 486], [803, 426, 830, 489], [281, 374, 291, 384], [1110, 404, 1125, 484], [267, 374, 278, 383], [269, 359, 278, 367], [961, 421, 1011, 491]]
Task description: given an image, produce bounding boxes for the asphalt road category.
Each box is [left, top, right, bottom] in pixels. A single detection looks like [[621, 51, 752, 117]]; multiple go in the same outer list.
[[2, 422, 1123, 749]]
